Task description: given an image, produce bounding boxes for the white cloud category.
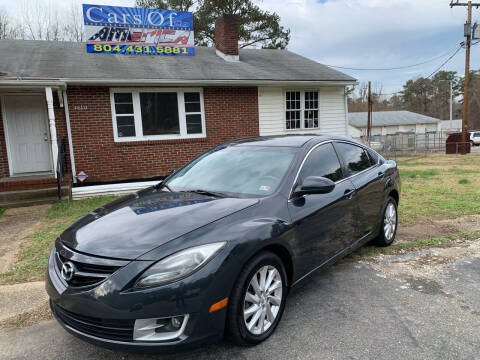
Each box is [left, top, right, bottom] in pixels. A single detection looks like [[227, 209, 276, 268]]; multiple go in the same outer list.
[[258, 0, 477, 91]]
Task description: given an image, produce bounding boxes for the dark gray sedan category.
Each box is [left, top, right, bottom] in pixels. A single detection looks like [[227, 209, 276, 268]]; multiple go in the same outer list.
[[46, 135, 400, 353]]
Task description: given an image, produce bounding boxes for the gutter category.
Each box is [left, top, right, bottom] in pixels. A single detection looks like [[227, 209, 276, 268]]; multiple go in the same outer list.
[[62, 78, 358, 87], [0, 78, 358, 87], [0, 80, 67, 88]]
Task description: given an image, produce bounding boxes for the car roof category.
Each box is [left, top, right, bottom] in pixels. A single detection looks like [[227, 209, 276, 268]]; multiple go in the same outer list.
[[226, 135, 349, 148]]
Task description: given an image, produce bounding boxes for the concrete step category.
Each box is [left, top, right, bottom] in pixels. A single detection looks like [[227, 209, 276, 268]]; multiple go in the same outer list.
[[0, 187, 70, 208]]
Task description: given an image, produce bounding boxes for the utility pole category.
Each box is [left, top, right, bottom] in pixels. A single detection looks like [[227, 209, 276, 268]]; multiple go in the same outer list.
[[367, 81, 372, 143], [450, 0, 480, 154]]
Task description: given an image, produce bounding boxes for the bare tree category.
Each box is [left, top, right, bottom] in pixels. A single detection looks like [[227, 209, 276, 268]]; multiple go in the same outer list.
[[0, 7, 24, 39], [63, 1, 84, 42], [19, 0, 73, 41], [348, 81, 390, 112], [0, 7, 9, 39]]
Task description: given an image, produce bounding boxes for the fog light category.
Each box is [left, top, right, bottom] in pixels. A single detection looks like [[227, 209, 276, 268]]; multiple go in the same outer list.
[[134, 315, 189, 341], [171, 316, 182, 329]]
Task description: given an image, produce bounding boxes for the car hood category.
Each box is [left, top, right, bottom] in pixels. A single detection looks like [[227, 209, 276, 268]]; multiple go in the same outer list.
[[61, 188, 259, 260]]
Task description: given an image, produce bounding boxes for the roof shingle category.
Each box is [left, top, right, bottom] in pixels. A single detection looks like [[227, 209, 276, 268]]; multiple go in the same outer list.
[[349, 111, 441, 127], [0, 40, 356, 83]]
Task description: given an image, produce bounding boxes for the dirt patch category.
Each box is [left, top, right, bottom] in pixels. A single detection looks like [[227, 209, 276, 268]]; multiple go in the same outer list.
[[437, 215, 480, 232], [0, 205, 50, 273], [361, 237, 480, 279], [0, 301, 52, 330], [0, 281, 48, 322], [396, 215, 480, 244]]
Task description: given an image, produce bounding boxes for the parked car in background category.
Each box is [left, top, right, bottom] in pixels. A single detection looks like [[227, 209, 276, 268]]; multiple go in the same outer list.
[[470, 131, 480, 146], [46, 135, 401, 353]]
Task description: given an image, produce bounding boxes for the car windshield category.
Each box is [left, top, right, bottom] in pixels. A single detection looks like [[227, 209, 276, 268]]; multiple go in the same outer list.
[[166, 146, 297, 197]]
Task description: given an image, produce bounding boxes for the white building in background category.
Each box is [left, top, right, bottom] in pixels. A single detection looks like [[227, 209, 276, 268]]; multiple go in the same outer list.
[[440, 119, 462, 133], [348, 111, 441, 139]]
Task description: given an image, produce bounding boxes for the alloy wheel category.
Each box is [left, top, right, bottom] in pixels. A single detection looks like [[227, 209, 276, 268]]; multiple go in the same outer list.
[[384, 202, 397, 241], [243, 265, 283, 335]]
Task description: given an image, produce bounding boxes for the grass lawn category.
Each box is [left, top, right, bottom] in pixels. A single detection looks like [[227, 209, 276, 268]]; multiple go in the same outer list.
[[0, 154, 479, 285], [397, 154, 480, 225], [0, 208, 5, 219], [0, 196, 119, 285]]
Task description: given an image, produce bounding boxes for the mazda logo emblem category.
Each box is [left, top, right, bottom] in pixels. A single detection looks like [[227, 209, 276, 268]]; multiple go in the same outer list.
[[61, 261, 75, 282]]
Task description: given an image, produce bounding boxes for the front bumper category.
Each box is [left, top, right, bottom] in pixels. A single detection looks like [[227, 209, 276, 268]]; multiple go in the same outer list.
[[49, 301, 220, 353], [46, 243, 237, 353]]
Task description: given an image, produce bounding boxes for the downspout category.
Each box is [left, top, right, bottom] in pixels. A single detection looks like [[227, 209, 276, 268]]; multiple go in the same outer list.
[[344, 86, 350, 137], [63, 90, 77, 184]]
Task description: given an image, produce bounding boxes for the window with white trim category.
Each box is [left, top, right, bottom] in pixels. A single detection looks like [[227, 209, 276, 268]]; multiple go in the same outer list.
[[111, 88, 206, 141], [285, 91, 319, 130]]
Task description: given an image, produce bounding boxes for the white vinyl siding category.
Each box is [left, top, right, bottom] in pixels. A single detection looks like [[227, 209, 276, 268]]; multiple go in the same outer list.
[[258, 86, 347, 136]]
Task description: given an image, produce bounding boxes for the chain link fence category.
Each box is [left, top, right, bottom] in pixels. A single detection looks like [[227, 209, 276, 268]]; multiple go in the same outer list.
[[355, 132, 475, 159]]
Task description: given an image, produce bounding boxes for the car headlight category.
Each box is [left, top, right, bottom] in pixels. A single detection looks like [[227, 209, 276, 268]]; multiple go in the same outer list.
[[134, 242, 226, 288]]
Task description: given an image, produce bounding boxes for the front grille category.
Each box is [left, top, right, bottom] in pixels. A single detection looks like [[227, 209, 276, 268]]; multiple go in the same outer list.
[[56, 252, 119, 287], [52, 302, 135, 342], [53, 242, 129, 288]]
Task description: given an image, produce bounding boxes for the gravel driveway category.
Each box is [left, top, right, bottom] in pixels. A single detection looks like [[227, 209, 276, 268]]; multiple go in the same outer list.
[[1, 238, 480, 360]]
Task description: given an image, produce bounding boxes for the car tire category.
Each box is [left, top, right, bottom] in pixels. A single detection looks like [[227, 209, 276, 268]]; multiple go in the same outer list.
[[226, 251, 288, 346], [374, 196, 398, 247]]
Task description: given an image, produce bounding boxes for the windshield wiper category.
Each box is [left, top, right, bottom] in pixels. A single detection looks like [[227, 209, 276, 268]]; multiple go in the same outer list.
[[184, 189, 228, 198], [155, 180, 173, 192]]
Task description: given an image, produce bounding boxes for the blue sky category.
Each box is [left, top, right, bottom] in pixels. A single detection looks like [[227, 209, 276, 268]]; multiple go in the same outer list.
[[1, 0, 479, 94]]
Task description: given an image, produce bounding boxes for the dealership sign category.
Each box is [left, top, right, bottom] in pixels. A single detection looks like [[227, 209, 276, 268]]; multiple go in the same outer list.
[[82, 4, 194, 56]]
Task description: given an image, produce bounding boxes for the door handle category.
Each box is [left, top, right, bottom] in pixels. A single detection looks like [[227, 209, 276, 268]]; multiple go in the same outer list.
[[344, 189, 356, 200], [44, 132, 48, 141], [377, 171, 384, 179]]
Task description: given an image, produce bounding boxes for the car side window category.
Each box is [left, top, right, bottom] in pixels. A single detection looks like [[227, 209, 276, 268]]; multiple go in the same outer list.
[[367, 149, 379, 165], [335, 143, 372, 176], [298, 143, 343, 183]]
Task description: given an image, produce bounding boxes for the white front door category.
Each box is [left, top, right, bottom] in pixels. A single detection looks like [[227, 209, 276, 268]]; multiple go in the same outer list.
[[3, 95, 52, 174]]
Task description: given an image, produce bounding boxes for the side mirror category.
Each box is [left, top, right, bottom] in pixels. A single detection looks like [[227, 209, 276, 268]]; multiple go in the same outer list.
[[293, 176, 335, 197]]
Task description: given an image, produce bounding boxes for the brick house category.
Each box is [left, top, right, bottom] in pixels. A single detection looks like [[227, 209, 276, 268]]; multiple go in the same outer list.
[[0, 16, 355, 206]]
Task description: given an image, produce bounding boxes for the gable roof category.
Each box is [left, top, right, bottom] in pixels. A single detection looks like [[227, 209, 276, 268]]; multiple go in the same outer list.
[[0, 40, 356, 86], [348, 111, 441, 128]]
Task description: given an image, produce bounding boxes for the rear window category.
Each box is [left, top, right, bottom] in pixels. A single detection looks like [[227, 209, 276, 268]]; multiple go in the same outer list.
[[335, 143, 372, 176], [367, 149, 379, 165]]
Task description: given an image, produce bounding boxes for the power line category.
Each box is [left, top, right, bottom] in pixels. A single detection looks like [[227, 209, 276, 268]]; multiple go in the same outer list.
[[371, 45, 464, 97], [425, 45, 463, 78], [347, 40, 479, 97], [325, 45, 461, 71]]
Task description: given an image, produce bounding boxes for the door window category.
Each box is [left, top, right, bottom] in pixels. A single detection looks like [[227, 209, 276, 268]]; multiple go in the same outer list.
[[298, 143, 343, 183], [366, 149, 379, 165], [335, 143, 372, 176]]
